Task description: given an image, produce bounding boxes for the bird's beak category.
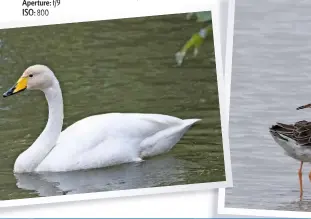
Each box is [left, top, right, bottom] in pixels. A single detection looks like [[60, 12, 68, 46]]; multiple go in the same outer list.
[[3, 77, 28, 98], [297, 103, 311, 110]]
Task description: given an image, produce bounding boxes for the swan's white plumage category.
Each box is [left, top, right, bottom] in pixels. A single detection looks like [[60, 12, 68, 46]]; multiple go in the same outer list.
[[36, 113, 200, 172], [6, 65, 201, 173]]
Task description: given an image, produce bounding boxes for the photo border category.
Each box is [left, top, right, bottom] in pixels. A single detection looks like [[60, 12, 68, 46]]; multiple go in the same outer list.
[[0, 0, 233, 208], [219, 0, 311, 217]]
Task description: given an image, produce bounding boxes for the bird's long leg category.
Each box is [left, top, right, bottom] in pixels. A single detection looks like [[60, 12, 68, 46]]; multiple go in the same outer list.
[[299, 161, 303, 201]]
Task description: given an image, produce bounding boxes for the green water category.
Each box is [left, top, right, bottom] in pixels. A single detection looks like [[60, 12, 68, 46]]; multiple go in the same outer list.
[[0, 14, 224, 200]]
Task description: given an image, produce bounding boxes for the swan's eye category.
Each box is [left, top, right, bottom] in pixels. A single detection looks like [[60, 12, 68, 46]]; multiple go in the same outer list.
[[29, 74, 33, 78]]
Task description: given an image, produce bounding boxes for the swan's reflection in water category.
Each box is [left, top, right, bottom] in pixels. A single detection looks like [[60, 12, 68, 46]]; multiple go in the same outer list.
[[14, 156, 198, 197]]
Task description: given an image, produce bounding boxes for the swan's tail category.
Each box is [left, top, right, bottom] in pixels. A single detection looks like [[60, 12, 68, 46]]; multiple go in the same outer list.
[[140, 118, 201, 158], [183, 118, 201, 127]]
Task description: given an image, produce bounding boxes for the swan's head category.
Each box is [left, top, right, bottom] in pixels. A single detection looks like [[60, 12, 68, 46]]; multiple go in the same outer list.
[[3, 65, 56, 97]]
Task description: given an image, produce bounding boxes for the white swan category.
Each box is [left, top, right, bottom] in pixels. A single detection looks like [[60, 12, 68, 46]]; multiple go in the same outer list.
[[3, 65, 201, 173]]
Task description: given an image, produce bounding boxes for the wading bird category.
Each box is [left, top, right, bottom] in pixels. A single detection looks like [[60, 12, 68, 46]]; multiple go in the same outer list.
[[269, 103, 311, 200]]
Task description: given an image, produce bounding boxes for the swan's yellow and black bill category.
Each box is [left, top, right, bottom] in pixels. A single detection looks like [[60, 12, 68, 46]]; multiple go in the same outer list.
[[297, 103, 311, 110], [3, 77, 28, 98]]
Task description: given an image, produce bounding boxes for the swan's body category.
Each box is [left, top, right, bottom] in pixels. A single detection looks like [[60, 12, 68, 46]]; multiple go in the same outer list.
[[34, 113, 199, 172], [3, 65, 200, 173]]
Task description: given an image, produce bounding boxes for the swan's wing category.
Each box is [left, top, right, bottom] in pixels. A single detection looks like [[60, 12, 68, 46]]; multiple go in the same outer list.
[[43, 113, 183, 157], [58, 113, 183, 145]]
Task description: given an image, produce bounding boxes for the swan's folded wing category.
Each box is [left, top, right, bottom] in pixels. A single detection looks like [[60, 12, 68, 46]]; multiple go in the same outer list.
[[45, 113, 184, 158], [37, 113, 199, 171]]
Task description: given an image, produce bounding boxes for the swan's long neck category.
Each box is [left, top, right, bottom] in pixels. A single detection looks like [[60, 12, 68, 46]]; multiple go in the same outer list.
[[14, 80, 64, 172]]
